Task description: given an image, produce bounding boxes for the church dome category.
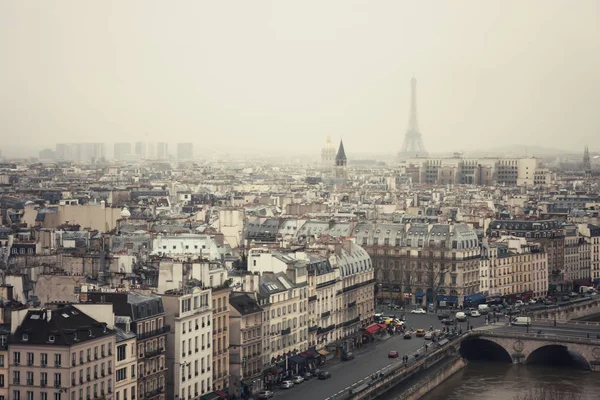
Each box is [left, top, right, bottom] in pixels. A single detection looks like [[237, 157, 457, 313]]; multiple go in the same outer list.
[[120, 207, 131, 219]]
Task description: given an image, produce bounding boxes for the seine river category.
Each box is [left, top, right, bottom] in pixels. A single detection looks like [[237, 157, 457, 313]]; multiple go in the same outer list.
[[381, 362, 600, 400]]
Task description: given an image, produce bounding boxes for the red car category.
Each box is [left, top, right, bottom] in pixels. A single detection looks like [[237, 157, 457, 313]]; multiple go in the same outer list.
[[388, 351, 399, 358]]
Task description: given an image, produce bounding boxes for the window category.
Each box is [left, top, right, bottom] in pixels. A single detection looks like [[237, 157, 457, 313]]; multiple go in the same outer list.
[[116, 368, 127, 382], [117, 344, 126, 361], [41, 353, 48, 366], [27, 392, 33, 400], [13, 352, 20, 365], [54, 354, 61, 367], [13, 391, 20, 400], [54, 394, 61, 400]]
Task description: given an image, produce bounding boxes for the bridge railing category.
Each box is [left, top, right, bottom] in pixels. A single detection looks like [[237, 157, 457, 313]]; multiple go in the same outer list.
[[470, 329, 600, 345]]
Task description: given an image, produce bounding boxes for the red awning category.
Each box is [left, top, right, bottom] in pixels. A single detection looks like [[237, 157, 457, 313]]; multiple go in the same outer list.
[[215, 390, 228, 399], [364, 324, 382, 335]]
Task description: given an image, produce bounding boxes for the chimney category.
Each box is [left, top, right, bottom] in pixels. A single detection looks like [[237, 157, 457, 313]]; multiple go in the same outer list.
[[342, 239, 352, 255]]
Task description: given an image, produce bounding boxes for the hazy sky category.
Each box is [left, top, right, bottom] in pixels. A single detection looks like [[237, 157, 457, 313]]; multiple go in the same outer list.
[[1, 0, 599, 156]]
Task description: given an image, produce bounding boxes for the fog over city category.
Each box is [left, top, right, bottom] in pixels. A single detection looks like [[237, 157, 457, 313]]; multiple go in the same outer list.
[[1, 0, 599, 158]]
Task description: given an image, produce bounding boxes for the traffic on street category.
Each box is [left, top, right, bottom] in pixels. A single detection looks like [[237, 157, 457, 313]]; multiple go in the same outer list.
[[274, 310, 489, 400]]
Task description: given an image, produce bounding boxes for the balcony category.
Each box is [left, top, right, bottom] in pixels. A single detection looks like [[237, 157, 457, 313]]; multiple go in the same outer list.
[[308, 325, 319, 333], [308, 295, 317, 302], [145, 387, 164, 398], [281, 327, 291, 335], [321, 311, 331, 319], [137, 325, 170, 340], [316, 278, 338, 289], [317, 324, 335, 335], [343, 316, 361, 327], [347, 301, 357, 308]]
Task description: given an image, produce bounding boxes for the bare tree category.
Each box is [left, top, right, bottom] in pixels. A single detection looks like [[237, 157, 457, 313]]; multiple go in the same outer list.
[[514, 387, 584, 400]]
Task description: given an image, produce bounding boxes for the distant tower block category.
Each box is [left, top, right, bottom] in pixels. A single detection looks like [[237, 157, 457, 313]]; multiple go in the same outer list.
[[334, 140, 348, 180], [583, 145, 592, 175], [399, 77, 428, 159], [321, 136, 336, 165]]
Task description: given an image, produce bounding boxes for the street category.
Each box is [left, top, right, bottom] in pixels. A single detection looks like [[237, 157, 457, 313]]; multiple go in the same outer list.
[[276, 312, 489, 400]]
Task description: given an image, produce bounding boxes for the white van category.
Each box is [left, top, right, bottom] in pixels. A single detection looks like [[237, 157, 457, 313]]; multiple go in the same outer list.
[[512, 317, 531, 326], [456, 312, 467, 322], [478, 304, 489, 313]]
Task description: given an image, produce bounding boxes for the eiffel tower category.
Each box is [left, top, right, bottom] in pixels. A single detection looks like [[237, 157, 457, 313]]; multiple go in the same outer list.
[[399, 77, 428, 159]]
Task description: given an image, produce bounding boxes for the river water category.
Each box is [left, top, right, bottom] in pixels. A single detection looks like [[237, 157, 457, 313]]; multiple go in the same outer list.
[[381, 362, 600, 400]]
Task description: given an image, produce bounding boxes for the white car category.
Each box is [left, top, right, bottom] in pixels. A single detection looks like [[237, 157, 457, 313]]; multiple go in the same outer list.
[[411, 308, 426, 314], [280, 380, 294, 389], [470, 310, 481, 317], [529, 299, 537, 304]]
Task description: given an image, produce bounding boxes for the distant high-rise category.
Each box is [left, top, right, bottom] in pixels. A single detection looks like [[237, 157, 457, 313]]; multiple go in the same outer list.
[[177, 143, 194, 160], [54, 143, 104, 163], [321, 136, 336, 165], [399, 77, 428, 159], [114, 142, 132, 161], [134, 141, 147, 159], [157, 142, 168, 160], [583, 145, 592, 175]]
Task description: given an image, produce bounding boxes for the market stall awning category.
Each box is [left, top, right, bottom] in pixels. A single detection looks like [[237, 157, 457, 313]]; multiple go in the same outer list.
[[289, 354, 305, 364], [317, 349, 329, 356], [364, 324, 381, 335], [215, 390, 228, 399], [464, 292, 486, 304], [200, 393, 221, 400]]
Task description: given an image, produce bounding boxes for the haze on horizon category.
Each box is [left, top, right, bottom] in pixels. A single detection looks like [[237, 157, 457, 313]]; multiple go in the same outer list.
[[1, 0, 599, 157]]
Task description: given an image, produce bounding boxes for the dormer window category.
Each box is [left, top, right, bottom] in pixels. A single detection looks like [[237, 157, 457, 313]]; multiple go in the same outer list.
[[22, 334, 29, 342], [48, 335, 55, 343]]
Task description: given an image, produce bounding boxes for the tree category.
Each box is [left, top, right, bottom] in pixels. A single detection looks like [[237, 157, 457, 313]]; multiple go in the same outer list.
[[514, 387, 583, 400]]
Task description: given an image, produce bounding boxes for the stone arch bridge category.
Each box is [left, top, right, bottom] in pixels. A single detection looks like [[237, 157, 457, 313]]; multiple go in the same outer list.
[[461, 331, 600, 371]]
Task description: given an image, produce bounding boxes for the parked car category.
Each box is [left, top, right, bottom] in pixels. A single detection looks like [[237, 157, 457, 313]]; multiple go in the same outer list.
[[292, 376, 304, 384], [280, 381, 294, 389], [411, 308, 426, 314], [388, 350, 399, 358], [529, 299, 537, 304], [515, 300, 524, 307], [416, 329, 426, 337], [310, 368, 322, 376], [441, 317, 455, 325], [303, 372, 313, 380], [470, 310, 481, 318], [403, 332, 412, 339], [424, 331, 433, 340], [257, 390, 274, 399], [342, 352, 355, 361], [318, 371, 332, 380]]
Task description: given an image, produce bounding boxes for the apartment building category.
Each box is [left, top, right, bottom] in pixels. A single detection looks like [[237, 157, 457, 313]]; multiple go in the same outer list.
[[488, 220, 565, 292], [578, 224, 600, 285], [88, 292, 168, 400], [480, 237, 548, 300], [0, 326, 8, 400], [9, 305, 115, 400], [114, 317, 137, 400], [355, 222, 480, 307], [258, 269, 308, 376], [162, 286, 212, 400], [211, 286, 230, 392], [228, 293, 264, 398]]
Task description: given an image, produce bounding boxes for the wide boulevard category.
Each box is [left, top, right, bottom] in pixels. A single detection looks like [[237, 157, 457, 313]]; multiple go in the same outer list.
[[277, 311, 489, 400]]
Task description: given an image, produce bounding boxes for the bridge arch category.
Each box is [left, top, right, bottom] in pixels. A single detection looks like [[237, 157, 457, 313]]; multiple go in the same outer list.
[[525, 344, 591, 371], [460, 337, 513, 363]]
